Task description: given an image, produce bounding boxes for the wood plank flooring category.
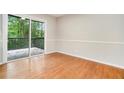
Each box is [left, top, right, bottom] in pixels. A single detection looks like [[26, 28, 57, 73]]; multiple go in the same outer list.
[[0, 52, 124, 79]]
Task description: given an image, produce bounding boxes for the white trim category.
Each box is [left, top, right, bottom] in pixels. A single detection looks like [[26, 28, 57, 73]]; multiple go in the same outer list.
[[46, 39, 56, 41], [56, 39, 124, 45], [56, 51, 124, 69], [45, 51, 56, 54], [29, 18, 31, 57], [1, 14, 8, 63], [44, 20, 47, 54]]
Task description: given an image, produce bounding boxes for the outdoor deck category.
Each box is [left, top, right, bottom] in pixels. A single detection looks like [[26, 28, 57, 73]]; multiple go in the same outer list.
[[8, 47, 44, 61]]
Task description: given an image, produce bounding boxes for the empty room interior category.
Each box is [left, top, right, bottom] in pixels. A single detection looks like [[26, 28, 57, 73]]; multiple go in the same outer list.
[[0, 14, 124, 79]]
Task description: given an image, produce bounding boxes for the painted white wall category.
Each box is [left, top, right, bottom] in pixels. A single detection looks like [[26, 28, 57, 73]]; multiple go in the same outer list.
[[56, 14, 124, 68], [37, 14, 56, 53], [0, 14, 8, 63], [0, 15, 2, 63], [29, 14, 57, 54]]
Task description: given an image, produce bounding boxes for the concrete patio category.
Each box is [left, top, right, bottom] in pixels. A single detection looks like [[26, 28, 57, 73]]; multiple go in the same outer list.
[[8, 47, 44, 61]]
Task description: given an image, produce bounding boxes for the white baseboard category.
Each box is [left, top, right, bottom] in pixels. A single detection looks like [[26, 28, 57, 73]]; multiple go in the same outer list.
[[1, 51, 124, 69], [56, 51, 124, 69], [0, 62, 5, 65], [45, 51, 56, 54]]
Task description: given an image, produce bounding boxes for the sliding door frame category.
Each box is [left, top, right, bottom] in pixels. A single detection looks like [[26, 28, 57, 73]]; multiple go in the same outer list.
[[1, 14, 8, 63], [1, 14, 47, 63]]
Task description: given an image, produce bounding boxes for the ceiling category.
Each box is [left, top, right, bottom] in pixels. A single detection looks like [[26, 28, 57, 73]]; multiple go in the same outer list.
[[49, 14, 65, 17]]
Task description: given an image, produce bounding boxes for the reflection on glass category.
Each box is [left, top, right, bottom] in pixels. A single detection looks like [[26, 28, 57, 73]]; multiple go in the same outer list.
[[31, 20, 44, 56], [7, 15, 30, 61]]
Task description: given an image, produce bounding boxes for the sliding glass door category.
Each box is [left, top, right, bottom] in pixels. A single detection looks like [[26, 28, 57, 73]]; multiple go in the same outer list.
[[31, 20, 44, 56], [7, 15, 44, 61], [8, 15, 30, 61]]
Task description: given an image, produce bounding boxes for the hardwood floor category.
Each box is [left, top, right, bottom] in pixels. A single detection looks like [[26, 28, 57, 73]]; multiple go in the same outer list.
[[0, 52, 124, 79]]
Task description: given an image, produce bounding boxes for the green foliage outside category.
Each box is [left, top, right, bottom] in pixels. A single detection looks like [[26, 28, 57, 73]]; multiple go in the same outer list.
[[8, 15, 44, 50]]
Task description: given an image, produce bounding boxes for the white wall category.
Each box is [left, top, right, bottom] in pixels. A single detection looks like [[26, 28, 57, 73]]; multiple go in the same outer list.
[[0, 15, 2, 63], [56, 14, 124, 68], [31, 14, 57, 54], [0, 15, 8, 63]]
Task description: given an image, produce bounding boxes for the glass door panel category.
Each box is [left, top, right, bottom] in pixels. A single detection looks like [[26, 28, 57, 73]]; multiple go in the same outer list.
[[31, 20, 44, 56], [7, 15, 30, 61]]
